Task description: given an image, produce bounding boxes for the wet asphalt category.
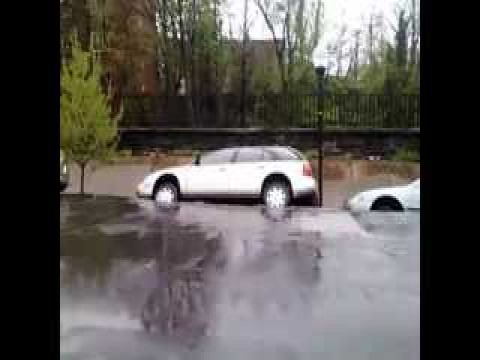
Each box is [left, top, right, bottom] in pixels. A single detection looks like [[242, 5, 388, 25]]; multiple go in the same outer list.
[[60, 195, 419, 360]]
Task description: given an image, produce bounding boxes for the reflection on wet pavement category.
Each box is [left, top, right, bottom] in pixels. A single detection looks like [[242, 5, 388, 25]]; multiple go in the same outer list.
[[60, 195, 419, 360]]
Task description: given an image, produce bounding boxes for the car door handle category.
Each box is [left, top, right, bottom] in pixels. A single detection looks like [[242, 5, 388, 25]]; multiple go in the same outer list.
[[219, 168, 226, 172], [257, 165, 265, 169]]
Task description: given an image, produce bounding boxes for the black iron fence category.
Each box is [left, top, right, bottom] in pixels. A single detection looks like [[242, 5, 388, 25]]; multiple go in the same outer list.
[[120, 93, 420, 129]]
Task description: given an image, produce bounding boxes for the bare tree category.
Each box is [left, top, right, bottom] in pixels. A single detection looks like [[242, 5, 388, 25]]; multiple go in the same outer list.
[[328, 23, 349, 77], [239, 0, 253, 126], [152, 0, 231, 125], [409, 0, 419, 70], [254, 0, 323, 94], [155, 0, 183, 95], [364, 11, 383, 67], [346, 29, 362, 81]]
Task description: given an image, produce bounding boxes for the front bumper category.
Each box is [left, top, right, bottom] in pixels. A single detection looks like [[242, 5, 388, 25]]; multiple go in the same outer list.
[[60, 181, 68, 192], [60, 172, 69, 191], [136, 181, 154, 199], [343, 197, 367, 213], [60, 172, 69, 183]]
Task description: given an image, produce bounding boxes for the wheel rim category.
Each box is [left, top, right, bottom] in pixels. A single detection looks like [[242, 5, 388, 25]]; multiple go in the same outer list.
[[265, 185, 288, 208], [155, 185, 176, 205]]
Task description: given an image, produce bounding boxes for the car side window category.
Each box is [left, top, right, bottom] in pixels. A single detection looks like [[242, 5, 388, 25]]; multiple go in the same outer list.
[[200, 149, 236, 165], [263, 149, 275, 161], [264, 147, 302, 161], [236, 148, 265, 163]]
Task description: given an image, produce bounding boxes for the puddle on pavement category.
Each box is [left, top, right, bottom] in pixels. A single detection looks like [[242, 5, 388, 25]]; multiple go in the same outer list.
[[60, 195, 419, 360]]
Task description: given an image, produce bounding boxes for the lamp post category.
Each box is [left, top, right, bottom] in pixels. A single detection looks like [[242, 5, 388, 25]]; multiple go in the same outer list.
[[315, 66, 326, 207]]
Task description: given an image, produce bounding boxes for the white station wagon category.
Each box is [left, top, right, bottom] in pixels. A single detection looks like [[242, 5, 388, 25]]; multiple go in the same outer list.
[[136, 146, 318, 208]]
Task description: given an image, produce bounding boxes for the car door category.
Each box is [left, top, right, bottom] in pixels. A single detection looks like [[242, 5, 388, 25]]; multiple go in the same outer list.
[[229, 147, 268, 196], [185, 148, 237, 196]]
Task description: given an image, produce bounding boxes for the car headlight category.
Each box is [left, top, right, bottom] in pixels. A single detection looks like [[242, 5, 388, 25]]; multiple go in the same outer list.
[[349, 194, 365, 206], [63, 164, 67, 174]]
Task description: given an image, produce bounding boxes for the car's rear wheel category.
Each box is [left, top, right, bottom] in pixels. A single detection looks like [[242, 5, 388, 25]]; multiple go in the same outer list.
[[154, 181, 179, 207], [263, 181, 291, 208]]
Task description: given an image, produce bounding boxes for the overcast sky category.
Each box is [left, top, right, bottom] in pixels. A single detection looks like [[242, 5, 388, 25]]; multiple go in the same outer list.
[[223, 0, 402, 66]]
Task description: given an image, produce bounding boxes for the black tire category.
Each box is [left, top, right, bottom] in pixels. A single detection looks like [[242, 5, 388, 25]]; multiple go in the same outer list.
[[371, 197, 403, 212], [262, 180, 291, 208], [154, 181, 179, 207]]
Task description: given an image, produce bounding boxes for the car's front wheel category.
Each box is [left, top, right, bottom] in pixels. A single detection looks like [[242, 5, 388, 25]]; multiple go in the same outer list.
[[370, 197, 403, 212], [262, 180, 291, 208], [154, 181, 179, 207]]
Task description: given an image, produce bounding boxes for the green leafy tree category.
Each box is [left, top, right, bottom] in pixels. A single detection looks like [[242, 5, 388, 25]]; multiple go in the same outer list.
[[61, 34, 120, 194]]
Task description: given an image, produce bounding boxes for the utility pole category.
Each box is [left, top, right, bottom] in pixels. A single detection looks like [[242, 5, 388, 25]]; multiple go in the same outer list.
[[240, 0, 249, 127], [315, 66, 326, 207]]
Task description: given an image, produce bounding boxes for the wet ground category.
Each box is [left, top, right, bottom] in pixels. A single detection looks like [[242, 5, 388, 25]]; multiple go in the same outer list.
[[60, 195, 419, 360]]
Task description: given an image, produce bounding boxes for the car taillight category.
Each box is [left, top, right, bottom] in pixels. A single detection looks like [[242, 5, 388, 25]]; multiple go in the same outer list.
[[303, 162, 313, 177]]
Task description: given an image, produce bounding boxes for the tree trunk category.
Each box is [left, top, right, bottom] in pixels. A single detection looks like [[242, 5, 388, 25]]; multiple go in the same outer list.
[[409, 0, 418, 72], [80, 163, 86, 195], [240, 0, 249, 127], [190, 0, 199, 126]]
